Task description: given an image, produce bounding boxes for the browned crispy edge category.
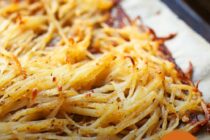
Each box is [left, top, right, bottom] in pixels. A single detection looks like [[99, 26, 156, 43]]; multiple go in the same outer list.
[[108, 1, 210, 133]]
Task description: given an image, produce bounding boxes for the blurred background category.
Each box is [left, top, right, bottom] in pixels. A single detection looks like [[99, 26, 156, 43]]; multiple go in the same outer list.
[[185, 0, 210, 25], [162, 0, 210, 42]]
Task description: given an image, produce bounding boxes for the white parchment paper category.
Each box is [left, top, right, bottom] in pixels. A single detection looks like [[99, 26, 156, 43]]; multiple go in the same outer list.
[[122, 0, 210, 139]]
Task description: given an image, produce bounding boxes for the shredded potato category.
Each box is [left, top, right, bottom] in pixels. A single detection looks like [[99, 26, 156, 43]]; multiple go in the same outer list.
[[0, 0, 208, 140]]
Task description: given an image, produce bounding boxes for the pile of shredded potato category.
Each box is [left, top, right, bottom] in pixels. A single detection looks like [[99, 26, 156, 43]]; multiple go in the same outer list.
[[0, 0, 208, 139]]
